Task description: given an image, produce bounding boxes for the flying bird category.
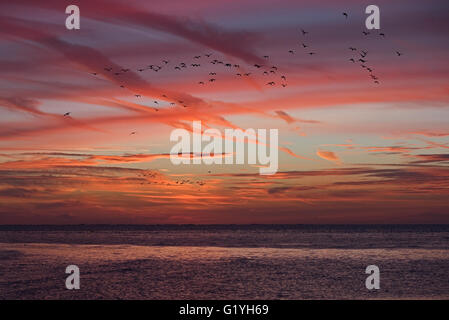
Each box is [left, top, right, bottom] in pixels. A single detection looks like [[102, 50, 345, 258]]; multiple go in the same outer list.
[[300, 28, 308, 36], [343, 12, 348, 18], [362, 31, 370, 36], [288, 50, 295, 54], [396, 51, 402, 56], [63, 112, 71, 117], [301, 43, 308, 48]]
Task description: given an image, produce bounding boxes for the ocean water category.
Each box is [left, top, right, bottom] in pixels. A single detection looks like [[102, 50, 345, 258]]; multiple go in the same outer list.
[[0, 225, 448, 300]]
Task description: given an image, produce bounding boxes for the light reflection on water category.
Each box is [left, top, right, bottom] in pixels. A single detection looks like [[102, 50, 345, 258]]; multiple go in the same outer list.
[[2, 243, 449, 263]]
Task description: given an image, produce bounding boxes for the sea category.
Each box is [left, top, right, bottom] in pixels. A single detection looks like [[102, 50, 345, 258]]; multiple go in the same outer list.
[[0, 225, 448, 299]]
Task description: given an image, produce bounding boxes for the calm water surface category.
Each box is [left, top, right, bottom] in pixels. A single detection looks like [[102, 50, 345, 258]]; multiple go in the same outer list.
[[0, 225, 448, 299]]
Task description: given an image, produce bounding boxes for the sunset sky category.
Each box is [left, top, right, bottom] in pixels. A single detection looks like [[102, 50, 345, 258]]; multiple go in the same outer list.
[[0, 0, 448, 224]]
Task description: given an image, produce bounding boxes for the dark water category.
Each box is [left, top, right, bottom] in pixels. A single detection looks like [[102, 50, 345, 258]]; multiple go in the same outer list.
[[0, 225, 448, 299]]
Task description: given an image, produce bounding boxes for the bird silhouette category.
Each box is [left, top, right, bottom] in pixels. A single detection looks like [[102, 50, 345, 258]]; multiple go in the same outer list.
[[135, 94, 141, 98], [308, 52, 316, 55], [63, 112, 71, 117], [379, 33, 385, 37], [130, 131, 137, 135], [396, 51, 402, 56], [301, 43, 308, 48], [343, 12, 348, 18], [362, 31, 370, 36], [349, 47, 357, 51], [263, 55, 269, 59], [349, 58, 355, 63], [301, 28, 308, 36], [288, 50, 295, 54], [254, 64, 262, 68]]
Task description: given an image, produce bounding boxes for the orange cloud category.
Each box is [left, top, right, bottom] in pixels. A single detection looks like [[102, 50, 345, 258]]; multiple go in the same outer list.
[[316, 149, 341, 164]]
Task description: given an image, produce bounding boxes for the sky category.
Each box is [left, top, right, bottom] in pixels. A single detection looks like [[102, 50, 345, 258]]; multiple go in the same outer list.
[[0, 0, 448, 224]]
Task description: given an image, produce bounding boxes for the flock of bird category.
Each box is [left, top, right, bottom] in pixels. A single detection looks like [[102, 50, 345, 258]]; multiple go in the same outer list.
[[136, 171, 206, 187], [65, 11, 404, 143]]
